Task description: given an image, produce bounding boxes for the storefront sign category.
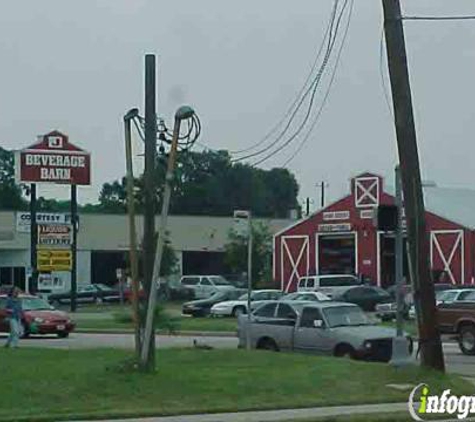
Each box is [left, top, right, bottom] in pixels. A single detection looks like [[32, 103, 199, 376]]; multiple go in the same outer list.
[[323, 211, 350, 221], [37, 249, 72, 272], [16, 131, 91, 185], [318, 223, 352, 232], [38, 224, 72, 247], [16, 212, 75, 233]]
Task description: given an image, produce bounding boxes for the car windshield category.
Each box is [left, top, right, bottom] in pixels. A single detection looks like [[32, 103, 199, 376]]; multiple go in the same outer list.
[[282, 293, 300, 300], [320, 276, 359, 287], [323, 306, 371, 328], [95, 284, 113, 291], [209, 291, 226, 300], [21, 297, 53, 311], [209, 276, 231, 286]]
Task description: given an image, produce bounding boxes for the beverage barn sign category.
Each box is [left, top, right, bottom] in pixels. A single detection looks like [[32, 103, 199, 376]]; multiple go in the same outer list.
[[15, 131, 91, 185]]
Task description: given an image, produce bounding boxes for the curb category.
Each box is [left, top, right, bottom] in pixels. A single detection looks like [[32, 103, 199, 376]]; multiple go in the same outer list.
[[75, 329, 237, 338]]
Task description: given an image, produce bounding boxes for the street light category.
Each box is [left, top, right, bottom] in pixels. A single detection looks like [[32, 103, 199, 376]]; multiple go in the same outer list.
[[140, 105, 197, 365]]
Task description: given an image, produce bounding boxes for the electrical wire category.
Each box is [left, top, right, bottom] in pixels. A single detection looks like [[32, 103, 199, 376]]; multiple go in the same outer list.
[[379, 26, 394, 119], [249, 0, 353, 167], [281, 0, 354, 167], [229, 1, 339, 155], [232, 0, 349, 164], [402, 15, 475, 21]]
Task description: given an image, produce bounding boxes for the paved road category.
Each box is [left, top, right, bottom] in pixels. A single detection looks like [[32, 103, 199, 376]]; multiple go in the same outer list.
[[2, 333, 474, 376], [0, 332, 238, 350]]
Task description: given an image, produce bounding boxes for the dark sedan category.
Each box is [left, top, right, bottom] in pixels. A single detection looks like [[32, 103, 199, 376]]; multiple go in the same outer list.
[[333, 286, 393, 312], [48, 284, 120, 306], [182, 288, 245, 317]]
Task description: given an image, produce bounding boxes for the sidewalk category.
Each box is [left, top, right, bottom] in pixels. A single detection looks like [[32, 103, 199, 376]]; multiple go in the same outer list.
[[76, 403, 409, 422]]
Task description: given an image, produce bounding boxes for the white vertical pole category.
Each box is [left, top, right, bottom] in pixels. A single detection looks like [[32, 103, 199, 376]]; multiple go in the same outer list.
[[246, 213, 252, 351]]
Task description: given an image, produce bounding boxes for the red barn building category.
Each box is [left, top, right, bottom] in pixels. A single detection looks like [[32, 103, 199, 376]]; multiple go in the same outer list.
[[274, 172, 475, 292]]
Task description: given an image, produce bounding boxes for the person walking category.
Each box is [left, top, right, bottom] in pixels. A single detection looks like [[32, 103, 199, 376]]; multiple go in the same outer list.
[[5, 288, 23, 348]]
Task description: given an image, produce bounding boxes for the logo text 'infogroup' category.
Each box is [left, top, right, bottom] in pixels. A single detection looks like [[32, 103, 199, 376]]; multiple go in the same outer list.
[[409, 383, 475, 420]]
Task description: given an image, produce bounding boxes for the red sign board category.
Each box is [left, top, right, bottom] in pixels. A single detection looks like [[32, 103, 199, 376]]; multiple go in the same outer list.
[[16, 131, 91, 185]]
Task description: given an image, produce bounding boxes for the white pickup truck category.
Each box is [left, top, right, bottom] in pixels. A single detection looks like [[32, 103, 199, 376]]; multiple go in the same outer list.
[[238, 300, 413, 362]]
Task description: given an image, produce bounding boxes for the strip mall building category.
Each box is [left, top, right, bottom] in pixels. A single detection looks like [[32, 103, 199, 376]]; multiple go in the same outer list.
[[274, 172, 475, 292]]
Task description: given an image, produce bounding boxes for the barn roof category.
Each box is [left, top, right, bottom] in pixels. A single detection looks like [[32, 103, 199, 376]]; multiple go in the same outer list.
[[386, 185, 475, 230]]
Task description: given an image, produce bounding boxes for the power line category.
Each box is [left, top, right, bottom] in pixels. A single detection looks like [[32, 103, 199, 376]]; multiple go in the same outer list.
[[281, 0, 354, 167], [231, 1, 342, 162], [402, 15, 475, 21], [251, 0, 353, 167], [236, 0, 351, 165], [229, 1, 338, 155]]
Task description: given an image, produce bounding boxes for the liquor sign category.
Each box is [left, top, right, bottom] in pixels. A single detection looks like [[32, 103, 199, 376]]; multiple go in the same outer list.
[[16, 131, 91, 185], [318, 223, 352, 232], [37, 249, 72, 272], [38, 224, 72, 247], [16, 212, 75, 233]]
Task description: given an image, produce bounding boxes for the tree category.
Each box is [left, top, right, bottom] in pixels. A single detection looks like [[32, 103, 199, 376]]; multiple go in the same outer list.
[[98, 149, 300, 218], [0, 147, 27, 210], [224, 222, 273, 287]]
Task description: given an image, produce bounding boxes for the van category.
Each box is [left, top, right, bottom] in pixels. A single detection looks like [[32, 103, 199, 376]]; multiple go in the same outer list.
[[297, 274, 362, 298]]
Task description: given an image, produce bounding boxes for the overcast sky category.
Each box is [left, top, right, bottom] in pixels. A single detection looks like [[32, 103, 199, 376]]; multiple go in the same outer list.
[[1, 1, 475, 212]]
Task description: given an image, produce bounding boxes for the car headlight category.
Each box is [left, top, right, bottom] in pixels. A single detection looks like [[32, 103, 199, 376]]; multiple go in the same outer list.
[[363, 340, 372, 350], [34, 317, 45, 323]]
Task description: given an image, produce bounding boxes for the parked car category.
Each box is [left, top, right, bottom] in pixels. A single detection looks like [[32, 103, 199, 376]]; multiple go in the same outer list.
[[0, 294, 75, 338], [182, 288, 246, 317], [297, 274, 362, 298], [281, 291, 331, 302], [408, 284, 461, 320], [333, 286, 393, 312], [48, 284, 120, 306], [179, 275, 234, 299], [437, 298, 475, 355], [238, 300, 412, 362], [210, 289, 284, 317]]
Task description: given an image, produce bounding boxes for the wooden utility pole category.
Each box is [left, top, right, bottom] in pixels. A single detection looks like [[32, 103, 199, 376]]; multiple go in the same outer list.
[[141, 54, 157, 370], [382, 0, 445, 371]]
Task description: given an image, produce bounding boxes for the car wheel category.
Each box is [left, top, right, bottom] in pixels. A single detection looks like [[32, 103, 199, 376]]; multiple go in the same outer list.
[[57, 331, 70, 339], [257, 338, 279, 352], [232, 306, 246, 317], [334, 344, 355, 359], [459, 325, 475, 355]]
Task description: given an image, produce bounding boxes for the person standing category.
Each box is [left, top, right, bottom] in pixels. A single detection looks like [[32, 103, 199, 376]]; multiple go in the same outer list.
[[5, 288, 22, 348]]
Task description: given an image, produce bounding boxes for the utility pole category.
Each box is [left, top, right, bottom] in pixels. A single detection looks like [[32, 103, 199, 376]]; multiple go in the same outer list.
[[316, 182, 327, 208], [395, 165, 404, 337], [382, 0, 444, 371], [124, 108, 141, 357], [141, 54, 157, 370], [306, 197, 310, 216]]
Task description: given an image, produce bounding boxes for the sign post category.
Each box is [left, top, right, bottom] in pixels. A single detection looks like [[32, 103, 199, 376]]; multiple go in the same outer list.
[[233, 210, 252, 351], [16, 131, 91, 311]]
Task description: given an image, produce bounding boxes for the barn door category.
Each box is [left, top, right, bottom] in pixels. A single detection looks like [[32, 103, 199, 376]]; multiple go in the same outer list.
[[281, 236, 309, 292], [430, 230, 464, 285]]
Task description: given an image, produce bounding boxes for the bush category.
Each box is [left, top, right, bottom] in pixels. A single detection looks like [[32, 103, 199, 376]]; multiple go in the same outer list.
[[113, 305, 180, 334]]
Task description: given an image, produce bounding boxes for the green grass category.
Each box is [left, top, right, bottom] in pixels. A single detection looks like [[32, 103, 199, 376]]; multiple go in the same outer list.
[[76, 315, 237, 333], [0, 348, 471, 421]]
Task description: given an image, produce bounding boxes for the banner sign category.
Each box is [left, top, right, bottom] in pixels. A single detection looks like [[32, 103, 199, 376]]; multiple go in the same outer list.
[[323, 211, 350, 221], [37, 224, 72, 247], [318, 223, 352, 232], [16, 131, 91, 185], [16, 212, 75, 233]]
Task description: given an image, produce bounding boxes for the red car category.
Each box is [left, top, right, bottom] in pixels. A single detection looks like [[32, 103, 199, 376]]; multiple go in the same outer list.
[[0, 294, 75, 338]]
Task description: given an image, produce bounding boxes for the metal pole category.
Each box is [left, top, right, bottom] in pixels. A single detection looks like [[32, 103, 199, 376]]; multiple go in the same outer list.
[[30, 183, 37, 295], [246, 213, 252, 351], [382, 0, 444, 371], [141, 54, 157, 370], [321, 183, 325, 208], [395, 165, 404, 337], [124, 112, 142, 357], [70, 184, 78, 313], [141, 114, 182, 365]]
